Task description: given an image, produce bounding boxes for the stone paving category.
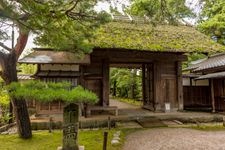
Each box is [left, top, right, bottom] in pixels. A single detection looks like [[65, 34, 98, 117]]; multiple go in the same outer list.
[[123, 128, 225, 150]]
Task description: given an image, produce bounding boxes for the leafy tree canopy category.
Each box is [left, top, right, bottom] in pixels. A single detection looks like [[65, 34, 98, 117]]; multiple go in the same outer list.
[[127, 0, 195, 25], [0, 0, 110, 54], [8, 81, 99, 104], [198, 0, 225, 45], [110, 68, 141, 99]]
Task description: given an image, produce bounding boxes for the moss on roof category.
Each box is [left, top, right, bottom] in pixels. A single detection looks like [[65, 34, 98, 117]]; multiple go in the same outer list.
[[93, 22, 225, 53]]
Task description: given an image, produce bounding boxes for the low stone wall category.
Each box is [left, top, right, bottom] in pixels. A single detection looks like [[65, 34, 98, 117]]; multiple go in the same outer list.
[[30, 114, 224, 130], [31, 120, 116, 130]]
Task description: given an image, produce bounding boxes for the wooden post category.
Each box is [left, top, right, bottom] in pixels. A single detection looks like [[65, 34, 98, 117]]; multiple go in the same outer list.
[[142, 64, 146, 105], [49, 117, 53, 133], [102, 59, 109, 106], [211, 79, 215, 113], [153, 62, 160, 111], [103, 131, 108, 150], [108, 116, 111, 130], [79, 66, 85, 87], [177, 61, 184, 111]]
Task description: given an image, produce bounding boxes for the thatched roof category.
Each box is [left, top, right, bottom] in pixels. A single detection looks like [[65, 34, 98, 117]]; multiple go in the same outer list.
[[93, 22, 225, 53], [19, 48, 90, 64]]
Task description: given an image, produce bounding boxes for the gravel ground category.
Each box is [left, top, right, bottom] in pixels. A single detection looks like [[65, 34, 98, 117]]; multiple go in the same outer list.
[[110, 99, 139, 109], [123, 128, 225, 150]]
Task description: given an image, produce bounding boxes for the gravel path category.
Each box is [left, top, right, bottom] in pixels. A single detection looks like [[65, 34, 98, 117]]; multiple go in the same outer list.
[[110, 99, 139, 109], [123, 128, 225, 150]]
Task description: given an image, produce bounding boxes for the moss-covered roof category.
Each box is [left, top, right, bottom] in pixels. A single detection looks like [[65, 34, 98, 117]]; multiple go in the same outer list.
[[93, 22, 225, 53]]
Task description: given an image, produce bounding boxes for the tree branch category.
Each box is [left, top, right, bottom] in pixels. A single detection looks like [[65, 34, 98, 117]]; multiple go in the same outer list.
[[65, 0, 80, 15], [0, 42, 12, 52], [0, 50, 6, 70], [14, 28, 29, 60], [67, 12, 98, 20]]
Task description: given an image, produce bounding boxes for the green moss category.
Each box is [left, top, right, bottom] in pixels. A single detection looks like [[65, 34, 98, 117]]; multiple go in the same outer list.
[[191, 124, 225, 131], [93, 22, 225, 53]]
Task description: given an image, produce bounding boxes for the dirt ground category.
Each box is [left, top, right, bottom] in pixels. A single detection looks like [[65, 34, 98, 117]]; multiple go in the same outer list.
[[123, 128, 225, 150]]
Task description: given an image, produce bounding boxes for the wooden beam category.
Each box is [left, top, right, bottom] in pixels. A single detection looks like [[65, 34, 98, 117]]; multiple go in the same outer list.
[[102, 59, 109, 106], [211, 79, 216, 113], [177, 61, 184, 110], [92, 49, 187, 62]]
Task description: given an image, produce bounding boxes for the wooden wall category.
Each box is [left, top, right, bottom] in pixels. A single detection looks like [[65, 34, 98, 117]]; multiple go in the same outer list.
[[183, 86, 211, 109], [213, 79, 225, 111], [34, 49, 185, 112], [81, 58, 109, 106]]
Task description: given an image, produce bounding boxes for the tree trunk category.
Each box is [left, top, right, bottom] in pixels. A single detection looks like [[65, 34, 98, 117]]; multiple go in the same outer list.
[[1, 52, 32, 139], [12, 98, 32, 138]]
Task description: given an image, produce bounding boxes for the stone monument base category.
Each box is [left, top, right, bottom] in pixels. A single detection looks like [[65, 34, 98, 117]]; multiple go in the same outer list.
[[57, 146, 85, 150]]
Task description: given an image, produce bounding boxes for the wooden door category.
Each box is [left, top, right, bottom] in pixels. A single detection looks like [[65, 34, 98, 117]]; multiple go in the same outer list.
[[161, 78, 177, 109]]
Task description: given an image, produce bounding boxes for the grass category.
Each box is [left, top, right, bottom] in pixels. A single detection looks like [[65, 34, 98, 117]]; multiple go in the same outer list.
[[0, 129, 131, 150], [190, 124, 225, 131], [1, 125, 225, 150], [114, 97, 142, 106]]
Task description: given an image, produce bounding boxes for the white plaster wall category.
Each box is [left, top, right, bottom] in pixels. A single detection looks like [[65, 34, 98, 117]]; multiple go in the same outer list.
[[183, 78, 190, 86], [183, 78, 209, 86], [40, 64, 79, 71], [192, 79, 209, 86]]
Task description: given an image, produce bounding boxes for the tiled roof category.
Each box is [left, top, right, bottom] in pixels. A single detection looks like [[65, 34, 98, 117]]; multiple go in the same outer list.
[[188, 53, 225, 72], [196, 71, 225, 80]]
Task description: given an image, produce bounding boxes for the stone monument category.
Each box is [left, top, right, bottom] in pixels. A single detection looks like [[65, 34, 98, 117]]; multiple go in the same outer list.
[[62, 103, 79, 150]]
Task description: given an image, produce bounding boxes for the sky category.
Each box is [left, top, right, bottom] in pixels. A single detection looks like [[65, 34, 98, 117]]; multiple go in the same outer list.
[[2, 0, 201, 57]]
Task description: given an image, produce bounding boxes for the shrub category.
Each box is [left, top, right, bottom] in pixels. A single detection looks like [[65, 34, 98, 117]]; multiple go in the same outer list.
[[0, 88, 11, 124], [8, 81, 99, 104]]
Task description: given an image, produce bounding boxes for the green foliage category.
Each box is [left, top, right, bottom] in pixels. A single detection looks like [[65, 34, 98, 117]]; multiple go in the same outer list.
[[8, 81, 98, 104], [0, 87, 10, 124], [110, 68, 142, 99], [0, 0, 110, 54], [183, 53, 207, 69], [18, 64, 37, 75], [198, 0, 225, 45], [128, 0, 195, 25]]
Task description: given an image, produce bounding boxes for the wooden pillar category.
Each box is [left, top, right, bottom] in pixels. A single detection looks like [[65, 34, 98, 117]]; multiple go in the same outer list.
[[79, 66, 85, 87], [177, 61, 183, 110], [102, 59, 109, 106], [142, 64, 146, 105], [153, 62, 161, 111], [211, 79, 215, 113]]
